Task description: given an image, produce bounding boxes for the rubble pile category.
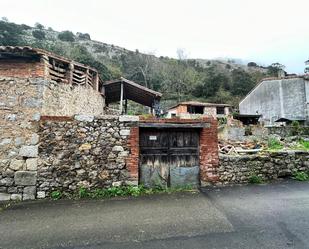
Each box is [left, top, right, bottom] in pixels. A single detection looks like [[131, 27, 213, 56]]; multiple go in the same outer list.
[[218, 140, 266, 155]]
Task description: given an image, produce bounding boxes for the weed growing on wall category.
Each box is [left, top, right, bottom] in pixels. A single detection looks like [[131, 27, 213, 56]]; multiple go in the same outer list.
[[248, 174, 263, 184], [51, 190, 62, 200], [293, 172, 309, 181]]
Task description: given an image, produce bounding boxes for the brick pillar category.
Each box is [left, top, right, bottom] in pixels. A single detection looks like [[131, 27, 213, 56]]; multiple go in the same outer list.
[[199, 119, 219, 185], [126, 127, 139, 180]]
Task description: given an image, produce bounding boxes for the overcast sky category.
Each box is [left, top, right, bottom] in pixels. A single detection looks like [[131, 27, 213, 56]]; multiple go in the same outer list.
[[1, 0, 309, 73]]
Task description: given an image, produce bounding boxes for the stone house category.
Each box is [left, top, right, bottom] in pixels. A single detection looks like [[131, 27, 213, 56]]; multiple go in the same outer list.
[[0, 46, 105, 117], [239, 76, 309, 125], [166, 101, 231, 119], [0, 46, 220, 201]]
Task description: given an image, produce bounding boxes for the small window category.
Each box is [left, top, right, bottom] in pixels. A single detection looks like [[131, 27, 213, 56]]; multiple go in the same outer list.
[[188, 105, 204, 114], [171, 113, 177, 117], [216, 107, 225, 115]]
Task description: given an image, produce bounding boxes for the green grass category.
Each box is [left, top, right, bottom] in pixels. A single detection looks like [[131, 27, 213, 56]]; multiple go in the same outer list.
[[292, 171, 309, 181], [51, 185, 196, 200], [51, 190, 62, 200], [267, 138, 283, 151], [299, 139, 309, 150], [248, 174, 263, 184]]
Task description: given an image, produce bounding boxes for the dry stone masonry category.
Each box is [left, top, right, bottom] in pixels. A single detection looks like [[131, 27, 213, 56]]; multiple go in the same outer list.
[[37, 115, 138, 197], [219, 151, 309, 184]]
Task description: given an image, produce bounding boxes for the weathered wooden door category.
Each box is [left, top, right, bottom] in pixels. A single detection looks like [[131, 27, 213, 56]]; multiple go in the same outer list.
[[139, 128, 200, 188]]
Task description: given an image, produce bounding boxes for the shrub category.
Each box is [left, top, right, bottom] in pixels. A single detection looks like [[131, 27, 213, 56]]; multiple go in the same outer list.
[[247, 62, 258, 67], [78, 187, 90, 198], [299, 139, 309, 150], [293, 172, 309, 181], [268, 138, 283, 150], [77, 32, 91, 40], [51, 191, 62, 200], [34, 22, 44, 30], [32, 30, 45, 40], [58, 31, 75, 42], [248, 174, 263, 184], [290, 120, 301, 136]]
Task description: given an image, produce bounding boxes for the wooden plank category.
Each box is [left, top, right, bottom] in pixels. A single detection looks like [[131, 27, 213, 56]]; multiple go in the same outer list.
[[119, 82, 123, 114], [47, 64, 67, 73], [49, 69, 66, 78], [138, 123, 209, 128]]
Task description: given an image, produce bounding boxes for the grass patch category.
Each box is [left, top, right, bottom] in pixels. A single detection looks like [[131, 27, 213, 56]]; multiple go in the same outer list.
[[248, 174, 263, 184], [51, 190, 62, 200], [51, 185, 196, 200], [298, 139, 309, 150], [267, 138, 283, 151], [292, 171, 309, 181]]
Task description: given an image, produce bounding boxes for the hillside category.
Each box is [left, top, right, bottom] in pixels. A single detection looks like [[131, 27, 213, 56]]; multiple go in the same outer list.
[[0, 20, 279, 110]]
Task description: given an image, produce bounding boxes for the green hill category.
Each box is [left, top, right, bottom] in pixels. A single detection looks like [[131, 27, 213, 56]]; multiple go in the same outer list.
[[0, 20, 279, 110]]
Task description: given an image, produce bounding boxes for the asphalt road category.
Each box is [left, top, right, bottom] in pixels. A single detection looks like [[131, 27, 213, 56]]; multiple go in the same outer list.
[[1, 180, 309, 249]]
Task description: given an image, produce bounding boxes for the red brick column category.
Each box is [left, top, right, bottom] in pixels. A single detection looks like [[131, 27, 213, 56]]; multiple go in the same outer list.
[[126, 127, 139, 180], [199, 119, 219, 184]]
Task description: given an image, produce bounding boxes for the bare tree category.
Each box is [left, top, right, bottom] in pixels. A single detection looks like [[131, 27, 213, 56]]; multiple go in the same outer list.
[[176, 48, 188, 61]]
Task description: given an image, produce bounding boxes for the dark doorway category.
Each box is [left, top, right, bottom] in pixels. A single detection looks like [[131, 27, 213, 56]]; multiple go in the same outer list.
[[188, 105, 204, 114]]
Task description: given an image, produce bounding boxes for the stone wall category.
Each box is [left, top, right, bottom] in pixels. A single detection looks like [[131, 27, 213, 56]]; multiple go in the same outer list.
[[36, 115, 138, 197], [0, 114, 139, 201], [267, 126, 309, 137], [0, 77, 42, 201], [218, 125, 269, 141], [0, 76, 105, 201], [218, 151, 309, 184], [41, 82, 104, 117]]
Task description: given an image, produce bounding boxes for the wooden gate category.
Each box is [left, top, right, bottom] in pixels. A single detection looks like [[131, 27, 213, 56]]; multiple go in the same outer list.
[[139, 128, 200, 188]]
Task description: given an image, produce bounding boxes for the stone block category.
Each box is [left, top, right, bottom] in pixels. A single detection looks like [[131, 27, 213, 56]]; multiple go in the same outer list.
[[120, 129, 131, 136], [118, 151, 129, 157], [23, 193, 35, 200], [14, 171, 37, 186], [24, 186, 36, 195], [0, 187, 7, 192], [0, 193, 10, 201], [0, 138, 12, 146], [31, 113, 41, 121], [112, 181, 122, 187], [30, 134, 40, 145], [23, 186, 36, 200], [11, 194, 22, 201], [119, 115, 139, 122], [112, 146, 124, 152], [19, 145, 38, 158], [0, 177, 14, 187], [9, 159, 24, 171], [6, 114, 17, 121], [79, 143, 91, 151], [74, 114, 94, 122], [124, 180, 138, 186], [14, 137, 24, 146], [23, 98, 42, 108], [26, 158, 38, 171], [37, 191, 46, 199], [7, 187, 17, 193]]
